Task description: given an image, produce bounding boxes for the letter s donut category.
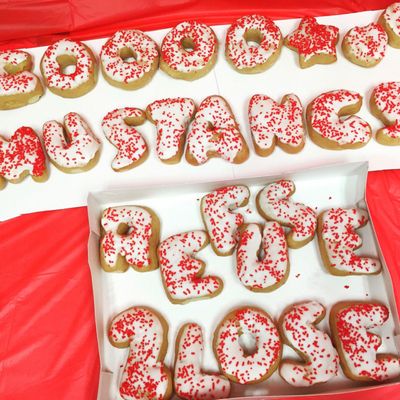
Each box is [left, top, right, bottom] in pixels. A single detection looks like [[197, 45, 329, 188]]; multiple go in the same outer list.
[[40, 39, 97, 98], [108, 306, 172, 400], [213, 307, 282, 384], [0, 50, 44, 110], [160, 21, 218, 80], [279, 301, 339, 386]]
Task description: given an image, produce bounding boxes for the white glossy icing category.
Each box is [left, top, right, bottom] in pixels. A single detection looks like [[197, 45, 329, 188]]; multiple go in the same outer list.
[[280, 301, 339, 386], [249, 93, 304, 151], [226, 14, 282, 69], [0, 127, 46, 180], [41, 39, 95, 91], [201, 185, 249, 255], [175, 323, 230, 400], [257, 180, 317, 244], [308, 89, 371, 145], [286, 17, 339, 62], [158, 230, 222, 302], [333, 303, 400, 381], [109, 307, 171, 400], [321, 208, 381, 274], [147, 97, 195, 161], [101, 30, 158, 83], [161, 21, 217, 73], [236, 222, 288, 290], [100, 206, 154, 270], [344, 23, 387, 64], [214, 307, 281, 384], [101, 107, 147, 170], [186, 96, 246, 164], [383, 2, 400, 37], [0, 50, 39, 96], [372, 81, 400, 139], [42, 112, 100, 169]]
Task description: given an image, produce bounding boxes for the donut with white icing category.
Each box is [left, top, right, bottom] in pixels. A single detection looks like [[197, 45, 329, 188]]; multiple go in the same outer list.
[[201, 185, 250, 256], [108, 306, 172, 400], [213, 307, 282, 384], [285, 17, 339, 68], [158, 230, 223, 304], [249, 93, 305, 156], [330, 302, 400, 382], [100, 30, 159, 90], [342, 23, 387, 68], [279, 301, 339, 387], [370, 81, 400, 145], [256, 180, 317, 249], [0, 50, 43, 109], [317, 207, 382, 275], [160, 21, 217, 80], [306, 89, 372, 150], [40, 39, 97, 98], [100, 205, 159, 272], [42, 112, 101, 173], [236, 222, 289, 292], [175, 323, 231, 399], [225, 15, 282, 73], [146, 97, 196, 163], [0, 127, 48, 190], [101, 107, 148, 171], [379, 2, 400, 48], [185, 95, 249, 165]]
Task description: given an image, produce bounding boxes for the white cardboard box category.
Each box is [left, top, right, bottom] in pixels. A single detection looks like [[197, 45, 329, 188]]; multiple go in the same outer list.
[[87, 161, 400, 399]]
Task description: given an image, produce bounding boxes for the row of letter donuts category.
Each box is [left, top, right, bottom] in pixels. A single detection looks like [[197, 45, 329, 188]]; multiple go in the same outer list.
[[2, 84, 400, 190], [3, 2, 400, 109], [100, 182, 382, 304], [108, 301, 400, 400]]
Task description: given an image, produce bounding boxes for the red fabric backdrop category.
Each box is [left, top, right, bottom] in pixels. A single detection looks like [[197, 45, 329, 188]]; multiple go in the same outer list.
[[1, 1, 400, 399]]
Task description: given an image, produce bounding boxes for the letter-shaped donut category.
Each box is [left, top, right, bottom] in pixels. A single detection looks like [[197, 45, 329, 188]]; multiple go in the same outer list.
[[42, 112, 101, 173], [317, 207, 381, 275], [101, 107, 148, 171], [379, 2, 400, 48], [201, 185, 250, 256], [100, 30, 159, 90], [0, 50, 43, 109], [256, 180, 317, 248], [100, 205, 159, 272], [370, 81, 400, 145], [158, 230, 223, 304], [306, 89, 372, 149], [330, 302, 400, 381], [279, 301, 339, 386], [146, 97, 196, 163], [108, 306, 172, 400], [0, 127, 47, 189], [236, 222, 289, 292], [174, 323, 230, 400], [213, 307, 282, 384], [185, 95, 249, 165], [160, 21, 217, 80], [249, 93, 305, 156], [225, 14, 282, 73], [40, 39, 97, 98]]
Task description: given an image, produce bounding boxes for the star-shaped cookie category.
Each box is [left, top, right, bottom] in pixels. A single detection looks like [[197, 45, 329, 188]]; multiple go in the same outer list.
[[285, 17, 339, 68]]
